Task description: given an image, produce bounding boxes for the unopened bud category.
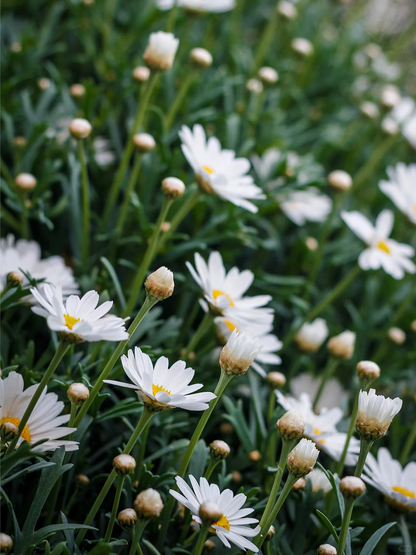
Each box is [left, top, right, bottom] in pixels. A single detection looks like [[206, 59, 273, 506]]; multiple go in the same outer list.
[[246, 78, 263, 94], [70, 84, 86, 98], [287, 438, 319, 478], [1, 420, 19, 442], [291, 38, 314, 57], [0, 533, 13, 553], [11, 42, 22, 53], [220, 422, 233, 434], [162, 177, 185, 199], [410, 320, 416, 332], [6, 271, 23, 287], [67, 383, 89, 405], [360, 101, 379, 120], [13, 136, 27, 149], [15, 172, 37, 192], [76, 474, 90, 486], [199, 501, 223, 526], [69, 118, 92, 139], [327, 331, 355, 359], [258, 67, 279, 86], [277, 0, 297, 19], [356, 361, 380, 383], [266, 371, 286, 389], [339, 476, 366, 500], [134, 488, 164, 519], [117, 508, 137, 528], [387, 327, 406, 345], [37, 78, 51, 91], [381, 117, 399, 136], [190, 48, 213, 69], [203, 539, 216, 552], [113, 454, 136, 475], [328, 170, 352, 191], [145, 266, 174, 301], [209, 440, 230, 460], [133, 133, 156, 153], [161, 221, 171, 233], [292, 477, 306, 492], [277, 410, 305, 441], [133, 66, 150, 83], [266, 525, 276, 540], [232, 470, 242, 483], [305, 236, 318, 251], [249, 450, 261, 462], [317, 545, 337, 555]]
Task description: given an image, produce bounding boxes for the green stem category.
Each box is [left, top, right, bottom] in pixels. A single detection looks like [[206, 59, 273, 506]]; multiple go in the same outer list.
[[183, 312, 213, 359], [352, 135, 396, 191], [76, 408, 154, 545], [116, 154, 143, 236], [398, 514, 412, 554], [135, 418, 151, 482], [354, 439, 373, 477], [20, 192, 30, 239], [313, 357, 339, 410], [253, 6, 278, 71], [128, 518, 147, 555], [191, 525, 209, 555], [1, 206, 21, 232], [336, 392, 359, 477], [78, 140, 90, 263], [6, 340, 70, 454], [73, 296, 158, 427], [337, 499, 354, 555], [104, 475, 126, 542], [400, 416, 416, 465], [164, 72, 196, 131], [165, 2, 179, 32], [204, 459, 220, 481], [124, 197, 173, 318]]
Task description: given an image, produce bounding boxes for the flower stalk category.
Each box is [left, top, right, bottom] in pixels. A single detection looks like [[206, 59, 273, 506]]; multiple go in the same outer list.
[[354, 439, 374, 477], [104, 475, 126, 542], [78, 140, 90, 263]]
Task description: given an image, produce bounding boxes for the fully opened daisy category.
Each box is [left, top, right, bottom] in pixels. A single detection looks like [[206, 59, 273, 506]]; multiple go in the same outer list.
[[170, 476, 260, 551], [280, 188, 332, 226], [31, 284, 129, 343], [362, 447, 416, 512], [379, 163, 416, 224], [179, 124, 265, 213], [0, 372, 78, 452], [104, 347, 216, 411], [156, 0, 236, 11], [341, 210, 416, 279], [0, 235, 78, 298]]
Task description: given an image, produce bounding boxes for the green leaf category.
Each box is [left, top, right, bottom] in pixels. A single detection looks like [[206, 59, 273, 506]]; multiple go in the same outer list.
[[28, 524, 97, 552], [1, 460, 55, 486], [188, 439, 208, 480], [0, 486, 23, 554], [316, 509, 339, 543], [317, 462, 345, 517], [222, 396, 255, 454], [144, 438, 189, 463], [1, 439, 49, 477], [100, 256, 126, 311], [142, 540, 162, 555], [360, 522, 396, 555]]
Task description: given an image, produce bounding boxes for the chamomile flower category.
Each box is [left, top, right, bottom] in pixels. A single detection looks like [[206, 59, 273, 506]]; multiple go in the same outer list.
[[362, 447, 416, 512], [220, 329, 263, 376], [295, 318, 329, 353], [170, 476, 260, 551], [156, 0, 236, 11], [30, 284, 129, 343], [306, 469, 332, 494], [379, 163, 416, 224], [0, 235, 78, 298], [341, 210, 416, 279], [290, 373, 348, 412], [0, 372, 78, 452], [179, 124, 265, 213], [280, 188, 332, 226], [104, 347, 216, 412], [356, 388, 402, 440]]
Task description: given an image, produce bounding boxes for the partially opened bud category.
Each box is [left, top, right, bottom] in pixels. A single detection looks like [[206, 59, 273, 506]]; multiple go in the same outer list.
[[360, 101, 379, 119], [190, 48, 213, 69], [266, 525, 276, 540], [292, 478, 306, 492], [199, 501, 223, 526], [356, 361, 380, 384], [356, 388, 402, 440], [67, 383, 90, 405], [339, 476, 366, 500], [246, 78, 263, 94], [70, 84, 86, 98], [258, 67, 279, 86], [287, 438, 319, 478], [209, 440, 230, 460], [143, 31, 179, 72], [387, 327, 406, 345], [162, 177, 185, 199], [266, 371, 286, 389], [133, 133, 156, 153], [277, 0, 297, 19], [134, 488, 164, 518], [69, 118, 92, 140], [203, 539, 216, 552], [118, 508, 137, 528], [15, 172, 37, 192], [327, 330, 355, 359], [0, 533, 13, 553], [296, 319, 329, 353], [133, 66, 150, 83], [6, 271, 23, 287], [113, 454, 136, 475], [145, 267, 174, 301], [249, 450, 261, 462], [277, 410, 305, 441], [291, 38, 314, 57], [328, 170, 352, 191], [318, 545, 337, 555], [220, 330, 262, 376]]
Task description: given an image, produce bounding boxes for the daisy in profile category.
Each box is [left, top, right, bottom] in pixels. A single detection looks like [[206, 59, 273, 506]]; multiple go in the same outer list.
[[306, 468, 332, 495], [0, 234, 78, 298], [179, 124, 265, 213], [290, 373, 348, 411], [362, 447, 416, 512], [30, 284, 129, 343], [0, 372, 78, 452], [170, 476, 260, 551], [104, 347, 216, 412], [280, 188, 332, 225], [379, 163, 416, 224], [341, 209, 415, 279], [156, 0, 235, 11]]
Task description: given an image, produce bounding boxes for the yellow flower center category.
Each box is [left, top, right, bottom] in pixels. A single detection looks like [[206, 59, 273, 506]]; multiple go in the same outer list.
[[377, 240, 391, 254], [0, 417, 31, 443], [212, 514, 230, 531], [313, 427, 322, 435], [212, 290, 235, 307], [392, 485, 415, 498], [201, 165, 214, 174], [64, 314, 81, 330], [152, 384, 172, 397], [223, 319, 238, 332]]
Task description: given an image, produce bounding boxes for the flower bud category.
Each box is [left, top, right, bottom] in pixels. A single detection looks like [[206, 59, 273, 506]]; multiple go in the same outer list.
[[143, 31, 179, 72], [133, 66, 150, 83], [356, 361, 380, 383], [246, 78, 263, 94], [317, 545, 337, 555], [287, 438, 319, 478], [117, 508, 137, 528], [327, 330, 355, 359], [277, 0, 297, 19], [359, 101, 379, 120], [387, 327, 406, 345], [70, 84, 86, 98], [162, 177, 185, 199], [199, 501, 223, 526], [232, 470, 242, 483], [356, 388, 402, 441], [305, 236, 318, 251], [134, 488, 164, 519], [6, 271, 23, 287], [203, 539, 216, 552], [328, 170, 352, 192], [37, 77, 51, 91], [1, 420, 19, 442], [266, 525, 276, 540], [266, 371, 286, 389], [0, 533, 13, 553], [220, 330, 262, 376], [249, 450, 261, 462], [220, 422, 233, 434], [258, 67, 279, 86], [76, 474, 90, 486], [291, 38, 314, 57], [339, 476, 366, 500], [292, 478, 306, 492], [145, 267, 174, 301], [296, 319, 329, 353], [11, 42, 22, 53], [380, 85, 400, 109], [277, 410, 305, 441], [13, 136, 27, 149], [381, 117, 399, 136], [190, 47, 213, 69], [161, 221, 171, 233], [113, 454, 136, 475], [15, 172, 37, 192], [69, 118, 92, 140], [133, 133, 156, 153], [209, 439, 230, 460], [67, 383, 89, 405], [410, 320, 416, 332]]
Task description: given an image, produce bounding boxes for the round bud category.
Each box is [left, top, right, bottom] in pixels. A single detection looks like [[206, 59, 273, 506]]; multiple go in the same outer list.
[[6, 271, 23, 288], [249, 450, 261, 462], [133, 66, 150, 83], [133, 133, 156, 153], [410, 320, 416, 332], [277, 410, 305, 441], [327, 331, 356, 359], [11, 42, 22, 53], [76, 474, 90, 486], [203, 539, 216, 552], [0, 533, 13, 553], [199, 501, 223, 526], [359, 101, 379, 120], [231, 470, 242, 483], [220, 422, 234, 434], [387, 327, 406, 345], [134, 488, 164, 519], [113, 454, 136, 475], [209, 439, 230, 460], [277, 0, 297, 19], [69, 118, 92, 140], [117, 508, 137, 528], [266, 371, 286, 389], [328, 170, 352, 191], [37, 78, 51, 91], [70, 84, 86, 98], [339, 476, 366, 500], [161, 221, 171, 233], [291, 38, 314, 57], [380, 85, 400, 109], [258, 67, 279, 86], [305, 236, 318, 251], [15, 172, 37, 192], [356, 361, 380, 383], [67, 383, 89, 405], [161, 177, 185, 199], [145, 266, 174, 301], [246, 78, 263, 94], [13, 136, 27, 149], [190, 48, 213, 69], [266, 525, 276, 540], [292, 477, 306, 492], [318, 545, 337, 555], [381, 117, 399, 136]]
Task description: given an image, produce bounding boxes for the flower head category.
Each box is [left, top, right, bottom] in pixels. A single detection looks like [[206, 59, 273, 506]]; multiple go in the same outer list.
[[356, 388, 402, 440], [327, 330, 356, 359], [220, 330, 262, 376], [306, 469, 332, 495], [339, 476, 366, 500], [145, 266, 174, 300], [105, 347, 216, 411], [143, 31, 179, 71], [277, 410, 305, 441], [134, 489, 164, 518], [31, 284, 129, 343], [15, 172, 37, 192], [280, 188, 332, 226], [379, 163, 416, 224], [356, 361, 380, 383], [341, 210, 416, 279], [295, 318, 329, 352], [287, 438, 319, 477], [169, 476, 260, 552], [179, 124, 265, 213], [0, 372, 78, 452]]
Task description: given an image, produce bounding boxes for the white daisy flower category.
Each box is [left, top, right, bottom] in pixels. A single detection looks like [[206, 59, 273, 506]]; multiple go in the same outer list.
[[169, 476, 260, 551], [104, 347, 216, 412], [251, 148, 281, 180], [295, 318, 329, 353], [390, 96, 416, 149], [341, 209, 416, 279], [156, 0, 235, 12], [179, 124, 266, 213], [276, 391, 360, 465], [290, 373, 348, 412], [0, 372, 78, 452], [186, 251, 273, 324], [356, 388, 402, 440], [362, 447, 416, 513], [280, 188, 332, 226], [143, 31, 179, 72], [287, 438, 320, 477], [0, 234, 78, 299], [220, 329, 263, 376], [30, 284, 129, 343], [306, 468, 332, 494], [379, 163, 416, 224]]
